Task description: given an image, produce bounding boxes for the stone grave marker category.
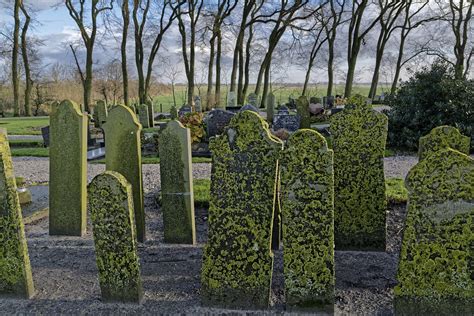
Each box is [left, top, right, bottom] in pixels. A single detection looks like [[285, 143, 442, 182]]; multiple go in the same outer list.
[[159, 120, 196, 244], [267, 92, 275, 124], [138, 104, 150, 128], [418, 125, 470, 160], [103, 105, 145, 242], [395, 149, 473, 315], [296, 96, 310, 128], [205, 109, 235, 139], [281, 130, 335, 311], [247, 93, 258, 107], [201, 111, 283, 309], [94, 100, 108, 128], [0, 129, 35, 298], [277, 106, 290, 114], [178, 105, 192, 117], [239, 104, 259, 113], [194, 96, 202, 113], [227, 91, 237, 107], [49, 100, 87, 236], [330, 103, 388, 250], [170, 105, 178, 119], [88, 171, 143, 303], [146, 99, 155, 127], [273, 113, 300, 132]]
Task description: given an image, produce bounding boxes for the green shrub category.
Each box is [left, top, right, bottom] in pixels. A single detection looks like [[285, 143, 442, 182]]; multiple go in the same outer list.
[[386, 62, 474, 151]]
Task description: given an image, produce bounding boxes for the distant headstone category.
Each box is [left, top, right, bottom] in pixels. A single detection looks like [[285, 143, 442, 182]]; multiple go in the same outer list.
[[281, 130, 334, 311], [418, 125, 470, 160], [159, 121, 196, 244], [104, 105, 145, 242], [277, 106, 290, 114], [49, 100, 87, 236], [247, 93, 258, 107], [0, 129, 35, 298], [194, 96, 202, 113], [330, 103, 388, 250], [137, 104, 150, 128], [273, 114, 300, 132], [178, 105, 192, 117], [170, 106, 178, 119], [146, 99, 155, 127], [327, 95, 335, 108], [296, 96, 310, 128], [205, 109, 235, 139], [267, 93, 275, 124], [239, 104, 259, 113], [88, 171, 143, 303], [395, 149, 474, 315], [201, 111, 283, 309], [94, 100, 108, 128], [227, 91, 237, 107], [41, 126, 49, 147]]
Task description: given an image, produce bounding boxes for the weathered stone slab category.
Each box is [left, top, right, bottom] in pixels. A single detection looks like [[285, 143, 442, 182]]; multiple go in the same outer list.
[[49, 100, 87, 236], [330, 103, 388, 250], [281, 129, 335, 311], [194, 96, 202, 113], [201, 111, 283, 309], [205, 109, 235, 139], [178, 105, 192, 117], [137, 104, 150, 129], [94, 100, 108, 128], [296, 96, 310, 129], [227, 91, 237, 107], [267, 92, 275, 124], [0, 129, 35, 298], [104, 105, 145, 242], [395, 149, 474, 315], [418, 125, 470, 160], [159, 121, 196, 244], [273, 114, 300, 132], [146, 99, 155, 127], [88, 171, 143, 303], [247, 93, 258, 107]]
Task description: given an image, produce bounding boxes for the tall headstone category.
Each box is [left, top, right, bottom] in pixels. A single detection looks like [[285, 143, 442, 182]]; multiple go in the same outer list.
[[146, 99, 155, 127], [194, 96, 202, 113], [103, 105, 145, 242], [247, 93, 258, 107], [418, 125, 470, 160], [227, 91, 237, 107], [94, 100, 108, 128], [137, 104, 150, 128], [49, 100, 87, 236], [88, 171, 143, 303], [330, 103, 388, 250], [159, 121, 196, 244], [395, 149, 474, 314], [0, 129, 35, 298], [170, 105, 178, 119], [201, 111, 283, 309], [296, 96, 310, 129], [281, 130, 335, 311], [267, 92, 275, 124]]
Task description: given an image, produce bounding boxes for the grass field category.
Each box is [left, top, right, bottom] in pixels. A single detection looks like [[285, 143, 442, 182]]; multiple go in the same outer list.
[[0, 116, 49, 135]]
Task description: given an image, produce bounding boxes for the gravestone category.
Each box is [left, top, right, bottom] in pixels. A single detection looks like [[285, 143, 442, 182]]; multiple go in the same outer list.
[[330, 103, 388, 250], [327, 95, 335, 108], [296, 96, 310, 128], [205, 109, 235, 139], [227, 91, 237, 107], [247, 93, 258, 107], [277, 106, 290, 114], [170, 105, 178, 119], [281, 130, 335, 311], [159, 121, 196, 244], [146, 99, 155, 127], [0, 129, 35, 298], [41, 126, 49, 147], [194, 96, 202, 113], [239, 104, 259, 113], [395, 149, 474, 315], [267, 93, 275, 124], [103, 105, 145, 242], [418, 125, 470, 160], [201, 111, 283, 309], [178, 105, 192, 117], [49, 100, 87, 236], [88, 171, 143, 303], [273, 114, 300, 132], [94, 100, 108, 128], [137, 104, 150, 128]]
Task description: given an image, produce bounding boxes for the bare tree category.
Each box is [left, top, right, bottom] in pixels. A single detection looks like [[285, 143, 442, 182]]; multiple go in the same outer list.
[[121, 0, 130, 106], [19, 1, 32, 116], [12, 0, 21, 116]]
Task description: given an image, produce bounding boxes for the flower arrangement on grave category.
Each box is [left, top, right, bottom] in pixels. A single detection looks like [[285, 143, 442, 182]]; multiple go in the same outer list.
[[179, 112, 206, 144]]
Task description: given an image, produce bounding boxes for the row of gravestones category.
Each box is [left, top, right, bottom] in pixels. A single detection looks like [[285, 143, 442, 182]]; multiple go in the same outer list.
[[93, 100, 155, 130]]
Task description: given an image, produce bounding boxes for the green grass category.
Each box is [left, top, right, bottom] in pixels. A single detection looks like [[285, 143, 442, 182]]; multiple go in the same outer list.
[[11, 147, 49, 157], [8, 139, 44, 148], [386, 178, 408, 204], [193, 179, 211, 207], [0, 116, 49, 135]]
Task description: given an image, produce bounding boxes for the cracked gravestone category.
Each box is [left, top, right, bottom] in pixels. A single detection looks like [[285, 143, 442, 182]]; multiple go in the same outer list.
[[0, 129, 35, 298], [138, 104, 150, 129], [418, 125, 470, 160], [395, 148, 474, 315], [88, 171, 143, 303], [49, 100, 87, 236], [330, 103, 388, 250], [281, 129, 335, 311], [159, 120, 196, 244], [104, 105, 145, 242], [201, 111, 283, 309]]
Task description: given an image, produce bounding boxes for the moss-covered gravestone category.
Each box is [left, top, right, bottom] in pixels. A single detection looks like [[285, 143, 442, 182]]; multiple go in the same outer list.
[[330, 103, 388, 250], [94, 100, 108, 128], [201, 111, 283, 309], [49, 100, 87, 236], [296, 96, 310, 129], [88, 171, 143, 303], [137, 104, 150, 129], [395, 149, 474, 314], [267, 92, 275, 124], [0, 129, 35, 298], [159, 120, 196, 244], [418, 125, 470, 160], [281, 129, 335, 311], [146, 99, 155, 127], [104, 105, 145, 242]]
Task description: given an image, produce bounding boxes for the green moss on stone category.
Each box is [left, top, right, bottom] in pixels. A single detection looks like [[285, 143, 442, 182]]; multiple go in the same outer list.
[[296, 96, 310, 129], [330, 103, 388, 250], [280, 129, 335, 311], [394, 149, 473, 315], [88, 171, 143, 303], [104, 105, 145, 242], [418, 125, 470, 160], [138, 104, 150, 129], [0, 129, 35, 298], [201, 111, 283, 309], [49, 100, 87, 236], [159, 120, 196, 244]]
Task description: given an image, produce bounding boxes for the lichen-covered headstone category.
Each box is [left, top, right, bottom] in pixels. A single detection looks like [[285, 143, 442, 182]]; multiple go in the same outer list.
[[0, 129, 35, 298], [104, 105, 145, 242], [395, 149, 474, 314], [330, 103, 388, 250], [201, 111, 283, 309], [146, 99, 155, 127], [267, 92, 275, 124], [137, 104, 150, 129], [159, 121, 196, 244], [88, 171, 143, 303], [227, 91, 237, 107], [247, 93, 258, 107], [49, 100, 87, 236], [94, 100, 108, 128], [418, 125, 470, 160], [296, 96, 310, 129], [281, 129, 335, 311]]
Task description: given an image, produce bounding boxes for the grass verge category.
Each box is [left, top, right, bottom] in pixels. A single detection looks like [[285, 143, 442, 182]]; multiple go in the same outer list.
[[0, 116, 49, 135]]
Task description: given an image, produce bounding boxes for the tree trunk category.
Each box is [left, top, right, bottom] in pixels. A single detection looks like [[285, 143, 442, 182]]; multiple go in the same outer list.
[[20, 3, 32, 116], [302, 58, 314, 97], [207, 36, 216, 110], [121, 0, 130, 106], [237, 45, 244, 105], [215, 31, 223, 107], [327, 39, 335, 97], [242, 23, 253, 100], [12, 0, 21, 116]]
